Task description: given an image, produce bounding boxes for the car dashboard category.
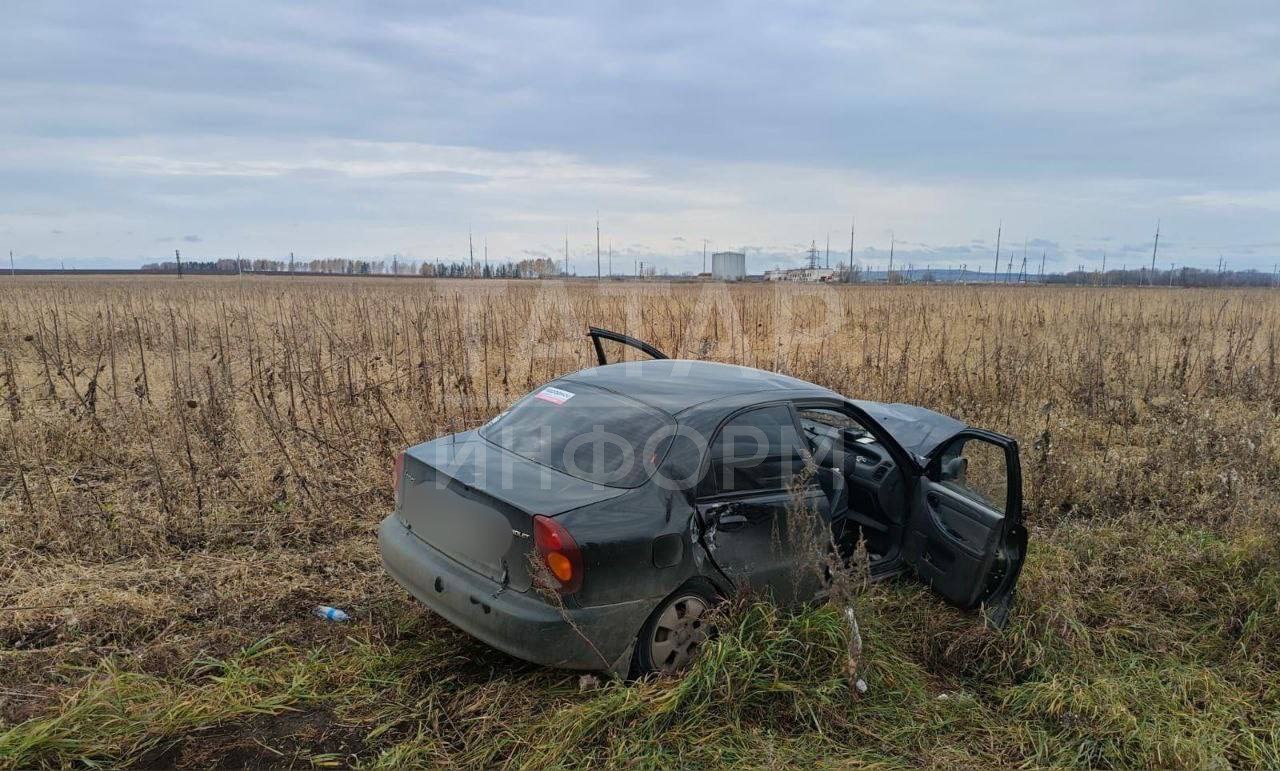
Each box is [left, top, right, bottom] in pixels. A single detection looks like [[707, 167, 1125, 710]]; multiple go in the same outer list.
[[799, 419, 906, 547]]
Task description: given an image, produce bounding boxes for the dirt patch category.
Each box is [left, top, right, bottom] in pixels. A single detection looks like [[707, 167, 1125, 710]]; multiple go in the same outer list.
[[139, 709, 362, 770]]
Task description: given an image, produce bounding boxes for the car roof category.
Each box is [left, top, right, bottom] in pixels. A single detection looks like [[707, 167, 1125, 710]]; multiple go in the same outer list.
[[558, 359, 836, 413]]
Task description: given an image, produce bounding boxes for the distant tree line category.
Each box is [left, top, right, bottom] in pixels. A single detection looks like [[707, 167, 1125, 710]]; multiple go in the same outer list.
[[140, 256, 565, 278], [137, 256, 1276, 287], [1045, 266, 1277, 288]]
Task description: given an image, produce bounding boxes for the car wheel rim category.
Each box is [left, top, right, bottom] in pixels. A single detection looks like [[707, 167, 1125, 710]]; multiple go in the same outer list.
[[650, 594, 711, 673]]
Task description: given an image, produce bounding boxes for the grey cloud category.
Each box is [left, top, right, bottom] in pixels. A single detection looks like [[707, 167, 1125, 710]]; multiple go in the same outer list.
[[1, 1, 1277, 270]]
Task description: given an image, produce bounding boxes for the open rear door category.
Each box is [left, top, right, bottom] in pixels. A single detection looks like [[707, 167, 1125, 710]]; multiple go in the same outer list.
[[587, 327, 669, 366], [903, 429, 1027, 627]]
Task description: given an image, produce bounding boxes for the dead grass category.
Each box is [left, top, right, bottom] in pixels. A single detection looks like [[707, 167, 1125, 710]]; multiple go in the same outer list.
[[1, 275, 1278, 768]]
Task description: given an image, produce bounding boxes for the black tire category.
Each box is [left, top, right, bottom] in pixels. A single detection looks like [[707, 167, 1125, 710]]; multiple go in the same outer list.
[[632, 578, 720, 676]]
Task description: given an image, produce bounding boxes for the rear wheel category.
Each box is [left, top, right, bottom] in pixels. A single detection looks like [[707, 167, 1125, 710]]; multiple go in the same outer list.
[[633, 579, 719, 676]]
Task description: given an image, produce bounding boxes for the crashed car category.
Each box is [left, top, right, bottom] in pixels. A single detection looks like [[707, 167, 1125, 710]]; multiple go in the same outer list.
[[379, 328, 1027, 676]]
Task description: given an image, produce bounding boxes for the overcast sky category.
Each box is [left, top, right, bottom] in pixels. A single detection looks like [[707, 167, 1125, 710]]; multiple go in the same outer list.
[[3, 1, 1278, 273]]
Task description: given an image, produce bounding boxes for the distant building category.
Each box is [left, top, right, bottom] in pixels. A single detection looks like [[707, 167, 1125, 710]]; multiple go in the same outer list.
[[764, 267, 838, 282], [711, 251, 747, 280]]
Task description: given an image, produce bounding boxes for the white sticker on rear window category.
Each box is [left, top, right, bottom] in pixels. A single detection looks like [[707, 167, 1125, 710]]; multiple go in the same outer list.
[[534, 387, 575, 405]]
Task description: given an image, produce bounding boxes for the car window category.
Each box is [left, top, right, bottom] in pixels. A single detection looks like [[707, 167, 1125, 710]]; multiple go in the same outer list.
[[796, 406, 874, 467], [481, 383, 675, 488], [705, 405, 807, 494], [796, 408, 863, 432], [937, 437, 1008, 512]]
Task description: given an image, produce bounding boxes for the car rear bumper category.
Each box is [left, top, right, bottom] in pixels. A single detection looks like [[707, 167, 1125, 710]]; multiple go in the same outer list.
[[378, 513, 653, 673]]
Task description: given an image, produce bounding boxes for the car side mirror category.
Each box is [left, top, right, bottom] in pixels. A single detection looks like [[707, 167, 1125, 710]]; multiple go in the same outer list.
[[942, 456, 967, 483]]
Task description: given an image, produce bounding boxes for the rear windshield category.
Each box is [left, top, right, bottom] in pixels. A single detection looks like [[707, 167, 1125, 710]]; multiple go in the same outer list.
[[480, 382, 675, 488]]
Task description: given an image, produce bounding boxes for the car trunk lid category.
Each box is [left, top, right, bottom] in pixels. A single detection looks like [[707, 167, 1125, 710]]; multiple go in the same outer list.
[[396, 431, 626, 593]]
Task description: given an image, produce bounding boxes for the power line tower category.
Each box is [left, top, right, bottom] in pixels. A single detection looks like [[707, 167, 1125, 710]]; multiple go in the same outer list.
[[806, 240, 820, 270], [175, 249, 183, 279]]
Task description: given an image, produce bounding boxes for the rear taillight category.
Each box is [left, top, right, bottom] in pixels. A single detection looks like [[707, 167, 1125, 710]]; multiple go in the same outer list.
[[392, 451, 405, 504], [532, 515, 583, 594]]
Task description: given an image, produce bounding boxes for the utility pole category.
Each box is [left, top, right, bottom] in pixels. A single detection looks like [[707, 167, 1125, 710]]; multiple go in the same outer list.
[[175, 249, 183, 279], [825, 233, 830, 268], [608, 240, 612, 277], [1040, 251, 1047, 284], [992, 221, 1002, 283], [1101, 252, 1107, 286], [8, 250, 14, 277], [848, 216, 855, 282], [596, 215, 601, 279], [702, 239, 708, 274], [1150, 219, 1160, 286], [887, 232, 895, 283], [468, 227, 475, 277], [1019, 256, 1027, 284], [564, 229, 569, 276], [290, 251, 295, 275], [1169, 263, 1176, 287]]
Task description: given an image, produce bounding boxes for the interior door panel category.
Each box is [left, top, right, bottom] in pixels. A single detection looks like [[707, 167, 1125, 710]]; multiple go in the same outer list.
[[906, 484, 1001, 607], [904, 430, 1023, 612], [924, 487, 1000, 559]]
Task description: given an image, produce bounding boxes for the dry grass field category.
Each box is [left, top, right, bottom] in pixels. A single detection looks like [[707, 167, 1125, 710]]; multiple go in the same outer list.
[[1, 275, 1278, 768]]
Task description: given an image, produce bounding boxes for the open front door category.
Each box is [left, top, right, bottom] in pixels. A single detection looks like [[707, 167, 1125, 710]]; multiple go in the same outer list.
[[903, 429, 1027, 627], [587, 327, 669, 366]]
